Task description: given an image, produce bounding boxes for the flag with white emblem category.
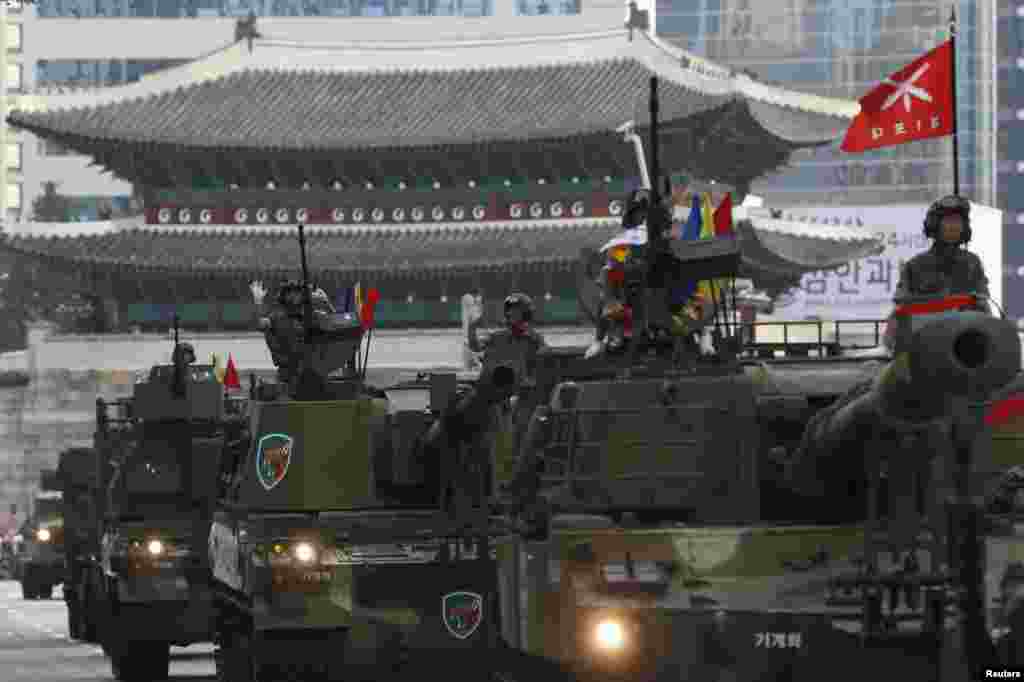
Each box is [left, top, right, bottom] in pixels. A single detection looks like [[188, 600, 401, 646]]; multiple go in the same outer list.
[[841, 40, 954, 153]]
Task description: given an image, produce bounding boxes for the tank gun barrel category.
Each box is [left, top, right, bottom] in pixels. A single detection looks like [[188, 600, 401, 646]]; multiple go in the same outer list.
[[813, 311, 1020, 449]]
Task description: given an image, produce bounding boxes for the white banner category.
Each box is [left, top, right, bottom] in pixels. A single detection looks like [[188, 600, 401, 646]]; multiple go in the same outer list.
[[771, 203, 1002, 321]]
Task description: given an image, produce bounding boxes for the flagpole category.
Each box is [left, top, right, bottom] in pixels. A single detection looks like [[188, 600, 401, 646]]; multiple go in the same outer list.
[[949, 6, 960, 196]]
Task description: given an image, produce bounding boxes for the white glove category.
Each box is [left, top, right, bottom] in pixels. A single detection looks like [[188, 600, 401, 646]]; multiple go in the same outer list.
[[250, 281, 266, 306], [584, 340, 604, 359]]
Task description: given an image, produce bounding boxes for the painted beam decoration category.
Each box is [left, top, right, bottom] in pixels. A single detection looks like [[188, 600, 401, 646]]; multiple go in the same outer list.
[[145, 193, 625, 225]]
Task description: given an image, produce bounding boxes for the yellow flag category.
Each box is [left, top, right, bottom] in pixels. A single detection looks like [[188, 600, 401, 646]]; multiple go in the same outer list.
[[699, 193, 715, 240], [697, 193, 726, 300], [211, 353, 225, 383], [355, 282, 363, 310]]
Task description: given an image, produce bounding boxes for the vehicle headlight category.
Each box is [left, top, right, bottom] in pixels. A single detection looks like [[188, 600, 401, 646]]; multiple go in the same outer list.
[[36, 529, 51, 543], [293, 542, 316, 563], [594, 619, 626, 651], [147, 539, 164, 556]]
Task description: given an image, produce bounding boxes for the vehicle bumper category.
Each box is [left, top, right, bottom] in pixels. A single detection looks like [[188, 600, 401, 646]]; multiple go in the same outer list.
[[111, 589, 215, 643], [20, 558, 65, 584], [562, 608, 950, 682]]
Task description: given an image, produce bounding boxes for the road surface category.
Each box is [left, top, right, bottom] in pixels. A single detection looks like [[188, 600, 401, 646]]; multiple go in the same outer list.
[[0, 581, 214, 682]]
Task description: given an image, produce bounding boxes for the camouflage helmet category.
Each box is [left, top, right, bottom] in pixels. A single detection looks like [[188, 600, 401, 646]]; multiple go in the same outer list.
[[504, 293, 535, 322]]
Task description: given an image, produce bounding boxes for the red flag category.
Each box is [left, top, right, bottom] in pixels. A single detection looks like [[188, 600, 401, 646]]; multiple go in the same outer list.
[[985, 395, 1024, 428], [360, 287, 380, 330], [713, 193, 733, 237], [223, 353, 241, 391], [841, 40, 954, 153]]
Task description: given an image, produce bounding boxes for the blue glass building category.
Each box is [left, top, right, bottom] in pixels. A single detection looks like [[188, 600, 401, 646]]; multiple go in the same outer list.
[[656, 0, 996, 208], [998, 1, 1024, 320]]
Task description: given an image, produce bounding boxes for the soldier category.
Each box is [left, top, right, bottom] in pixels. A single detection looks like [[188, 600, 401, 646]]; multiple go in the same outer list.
[[894, 194, 990, 308], [587, 189, 711, 359], [250, 280, 335, 385], [884, 195, 990, 350], [466, 293, 546, 388]]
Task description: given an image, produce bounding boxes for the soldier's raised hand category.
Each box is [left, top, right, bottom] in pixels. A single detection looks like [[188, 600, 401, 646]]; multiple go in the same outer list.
[[250, 281, 266, 305]]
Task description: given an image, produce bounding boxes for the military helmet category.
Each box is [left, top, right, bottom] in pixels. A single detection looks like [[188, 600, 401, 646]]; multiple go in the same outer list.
[[172, 342, 196, 365], [622, 188, 651, 229], [277, 279, 306, 305], [504, 293, 535, 322], [924, 194, 972, 243]]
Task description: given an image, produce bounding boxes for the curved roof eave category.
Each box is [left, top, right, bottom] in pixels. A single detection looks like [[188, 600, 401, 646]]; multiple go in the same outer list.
[[8, 29, 857, 151], [0, 216, 885, 280]]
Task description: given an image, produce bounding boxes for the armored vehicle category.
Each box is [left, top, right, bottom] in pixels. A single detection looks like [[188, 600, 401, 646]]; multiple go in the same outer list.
[[483, 77, 1024, 682], [16, 469, 65, 599], [209, 226, 573, 682], [59, 325, 245, 681]]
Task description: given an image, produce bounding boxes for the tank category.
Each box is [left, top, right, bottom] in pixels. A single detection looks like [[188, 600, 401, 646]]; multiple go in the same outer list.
[[484, 77, 1024, 682], [209, 227, 572, 681], [59, 321, 246, 682], [15, 470, 65, 599]]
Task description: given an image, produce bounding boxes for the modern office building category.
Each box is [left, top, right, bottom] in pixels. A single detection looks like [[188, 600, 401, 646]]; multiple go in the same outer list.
[[655, 0, 998, 210], [998, 1, 1024, 319], [1, 0, 583, 226]]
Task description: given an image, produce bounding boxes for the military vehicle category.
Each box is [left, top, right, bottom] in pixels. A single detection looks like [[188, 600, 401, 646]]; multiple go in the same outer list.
[[481, 77, 1024, 682], [209, 226, 575, 682], [16, 468, 65, 599], [59, 322, 245, 681]]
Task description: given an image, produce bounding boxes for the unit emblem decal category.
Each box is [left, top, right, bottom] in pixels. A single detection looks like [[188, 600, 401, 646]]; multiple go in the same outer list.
[[256, 433, 293, 491], [441, 591, 483, 640]]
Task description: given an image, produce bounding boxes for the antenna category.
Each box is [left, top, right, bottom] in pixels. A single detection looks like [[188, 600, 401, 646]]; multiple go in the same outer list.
[[297, 224, 314, 347], [171, 313, 185, 398]]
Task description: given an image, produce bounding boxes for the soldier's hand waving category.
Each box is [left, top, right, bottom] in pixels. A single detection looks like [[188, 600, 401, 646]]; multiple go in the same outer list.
[[250, 281, 267, 306]]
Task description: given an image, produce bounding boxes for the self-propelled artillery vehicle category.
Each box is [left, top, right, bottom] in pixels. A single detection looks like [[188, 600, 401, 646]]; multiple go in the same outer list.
[[59, 324, 245, 681], [16, 468, 65, 599], [209, 225, 572, 682], [484, 77, 1024, 682]]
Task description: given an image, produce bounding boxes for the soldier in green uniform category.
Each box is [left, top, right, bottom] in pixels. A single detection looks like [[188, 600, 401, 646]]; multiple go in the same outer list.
[[894, 194, 990, 307], [466, 293, 546, 387]]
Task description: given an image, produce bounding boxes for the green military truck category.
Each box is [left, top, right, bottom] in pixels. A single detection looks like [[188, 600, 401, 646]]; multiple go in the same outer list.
[[16, 469, 65, 599], [60, 336, 245, 681]]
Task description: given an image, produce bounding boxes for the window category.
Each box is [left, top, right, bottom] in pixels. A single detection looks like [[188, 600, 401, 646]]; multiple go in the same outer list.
[[35, 59, 188, 88], [515, 0, 576, 14], [35, 0, 493, 17], [5, 24, 21, 53], [5, 142, 21, 170], [38, 139, 73, 156], [5, 63, 21, 91], [6, 183, 21, 210]]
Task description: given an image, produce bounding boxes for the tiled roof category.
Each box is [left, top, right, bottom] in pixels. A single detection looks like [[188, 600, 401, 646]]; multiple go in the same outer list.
[[7, 31, 854, 152], [0, 217, 883, 278]]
